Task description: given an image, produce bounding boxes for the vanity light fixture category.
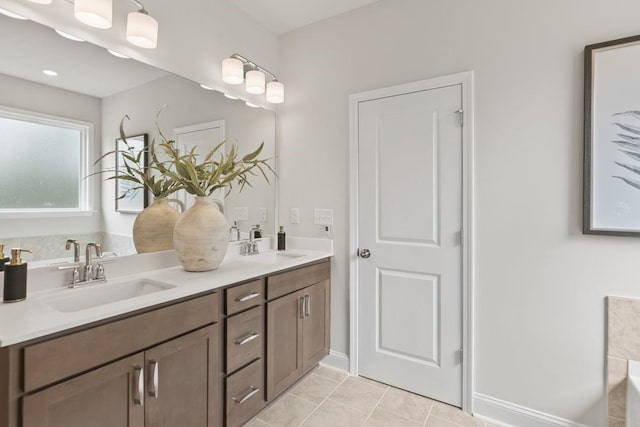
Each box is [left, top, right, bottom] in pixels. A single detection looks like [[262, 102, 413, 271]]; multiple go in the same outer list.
[[42, 69, 58, 77], [55, 29, 85, 42], [224, 93, 239, 100], [0, 8, 28, 20], [74, 0, 113, 29], [200, 84, 215, 90], [27, 0, 52, 4], [222, 54, 285, 104], [245, 102, 260, 108], [126, 1, 158, 49], [107, 49, 130, 59]]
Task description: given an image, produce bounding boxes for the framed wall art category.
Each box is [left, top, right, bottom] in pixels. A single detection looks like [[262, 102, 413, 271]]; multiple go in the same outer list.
[[115, 133, 149, 213], [584, 35, 640, 236]]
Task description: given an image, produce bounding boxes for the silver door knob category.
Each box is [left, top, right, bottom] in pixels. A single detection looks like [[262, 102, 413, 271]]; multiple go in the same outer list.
[[358, 249, 371, 258]]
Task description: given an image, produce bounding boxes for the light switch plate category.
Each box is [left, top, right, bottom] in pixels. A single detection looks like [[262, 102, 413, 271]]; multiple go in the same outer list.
[[259, 208, 268, 223], [234, 207, 249, 221], [314, 209, 334, 226], [290, 208, 300, 224]]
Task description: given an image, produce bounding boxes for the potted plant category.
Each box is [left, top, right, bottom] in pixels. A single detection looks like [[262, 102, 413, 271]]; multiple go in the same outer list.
[[94, 115, 184, 253], [155, 121, 273, 272]]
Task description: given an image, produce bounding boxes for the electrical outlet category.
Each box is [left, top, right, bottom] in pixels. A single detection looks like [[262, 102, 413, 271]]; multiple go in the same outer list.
[[234, 207, 249, 221], [314, 209, 334, 225], [259, 208, 268, 223], [290, 208, 300, 224]]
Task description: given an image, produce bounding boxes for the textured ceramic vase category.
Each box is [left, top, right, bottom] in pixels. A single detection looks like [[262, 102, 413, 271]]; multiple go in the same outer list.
[[132, 198, 183, 253], [174, 196, 229, 272]]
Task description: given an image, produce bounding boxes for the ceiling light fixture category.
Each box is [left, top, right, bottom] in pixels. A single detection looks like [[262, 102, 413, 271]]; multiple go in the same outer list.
[[42, 69, 58, 77], [74, 0, 113, 29], [0, 8, 28, 20], [222, 54, 285, 104], [55, 29, 85, 42], [107, 49, 130, 59], [126, 1, 158, 49]]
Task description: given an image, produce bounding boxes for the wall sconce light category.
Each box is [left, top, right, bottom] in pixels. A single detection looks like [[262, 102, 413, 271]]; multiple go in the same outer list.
[[221, 54, 285, 104], [126, 1, 158, 49]]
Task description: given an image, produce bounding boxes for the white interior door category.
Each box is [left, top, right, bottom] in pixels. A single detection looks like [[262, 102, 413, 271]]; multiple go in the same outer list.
[[356, 84, 463, 406], [174, 121, 225, 210]]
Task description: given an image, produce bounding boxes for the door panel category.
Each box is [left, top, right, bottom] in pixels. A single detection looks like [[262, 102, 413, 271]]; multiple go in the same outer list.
[[23, 353, 144, 427], [302, 280, 330, 371], [145, 325, 219, 427], [357, 84, 463, 406]]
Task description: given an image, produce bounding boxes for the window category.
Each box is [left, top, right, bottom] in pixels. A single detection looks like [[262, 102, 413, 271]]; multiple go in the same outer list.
[[0, 107, 93, 216]]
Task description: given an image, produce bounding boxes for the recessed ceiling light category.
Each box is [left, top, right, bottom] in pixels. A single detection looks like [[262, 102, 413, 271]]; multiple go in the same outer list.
[[224, 93, 239, 100], [245, 102, 259, 108], [107, 49, 129, 59], [0, 8, 28, 20], [200, 84, 215, 91], [55, 29, 85, 42], [42, 69, 58, 77]]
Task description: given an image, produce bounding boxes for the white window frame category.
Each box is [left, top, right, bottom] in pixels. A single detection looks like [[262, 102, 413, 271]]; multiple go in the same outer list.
[[0, 105, 95, 218]]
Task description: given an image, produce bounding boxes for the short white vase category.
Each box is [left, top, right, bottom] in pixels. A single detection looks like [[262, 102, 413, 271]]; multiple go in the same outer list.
[[132, 198, 183, 253], [173, 196, 229, 272]]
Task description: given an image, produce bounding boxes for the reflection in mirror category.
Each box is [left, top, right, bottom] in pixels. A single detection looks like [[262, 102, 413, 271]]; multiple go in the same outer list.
[[0, 14, 276, 264]]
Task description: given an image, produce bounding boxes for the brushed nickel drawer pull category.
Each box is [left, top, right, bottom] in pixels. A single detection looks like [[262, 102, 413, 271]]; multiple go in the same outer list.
[[304, 295, 310, 317], [299, 296, 305, 319], [148, 360, 159, 398], [133, 366, 144, 406], [236, 292, 260, 302], [234, 332, 260, 346], [233, 386, 259, 404]]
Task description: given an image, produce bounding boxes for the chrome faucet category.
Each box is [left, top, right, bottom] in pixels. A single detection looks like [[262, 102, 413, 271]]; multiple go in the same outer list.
[[84, 243, 102, 281], [65, 239, 80, 262], [240, 226, 261, 256]]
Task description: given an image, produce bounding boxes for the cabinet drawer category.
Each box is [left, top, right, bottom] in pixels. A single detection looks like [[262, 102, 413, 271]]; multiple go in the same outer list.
[[226, 279, 263, 315], [226, 359, 264, 427], [267, 260, 330, 300], [24, 292, 219, 393], [226, 306, 263, 374]]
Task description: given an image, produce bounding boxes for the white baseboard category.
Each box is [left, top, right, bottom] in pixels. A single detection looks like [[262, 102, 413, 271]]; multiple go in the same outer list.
[[320, 350, 350, 372], [473, 394, 588, 427]]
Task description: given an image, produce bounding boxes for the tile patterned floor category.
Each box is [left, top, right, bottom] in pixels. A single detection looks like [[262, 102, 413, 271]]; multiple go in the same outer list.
[[245, 366, 493, 427]]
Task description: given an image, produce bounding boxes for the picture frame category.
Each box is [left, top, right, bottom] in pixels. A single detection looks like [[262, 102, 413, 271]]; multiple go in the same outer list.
[[115, 133, 149, 213], [584, 34, 640, 236]]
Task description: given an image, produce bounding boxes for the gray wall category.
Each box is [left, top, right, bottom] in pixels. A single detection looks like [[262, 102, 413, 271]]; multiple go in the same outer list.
[[0, 73, 102, 239], [277, 0, 640, 425]]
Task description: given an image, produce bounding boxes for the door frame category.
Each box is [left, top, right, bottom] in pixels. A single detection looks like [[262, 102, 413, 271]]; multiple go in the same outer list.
[[348, 71, 476, 413]]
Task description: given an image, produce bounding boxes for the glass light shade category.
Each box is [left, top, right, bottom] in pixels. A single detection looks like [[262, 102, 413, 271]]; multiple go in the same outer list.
[[266, 81, 284, 104], [74, 0, 112, 29], [28, 0, 52, 4], [0, 8, 28, 20], [222, 58, 244, 85], [127, 12, 158, 49], [246, 70, 265, 94]]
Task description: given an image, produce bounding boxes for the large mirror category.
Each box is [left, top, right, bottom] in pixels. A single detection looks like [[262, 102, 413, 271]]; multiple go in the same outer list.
[[0, 14, 276, 263]]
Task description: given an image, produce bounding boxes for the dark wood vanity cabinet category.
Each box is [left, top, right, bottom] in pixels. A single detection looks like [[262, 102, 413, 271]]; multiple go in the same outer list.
[[266, 262, 330, 401]]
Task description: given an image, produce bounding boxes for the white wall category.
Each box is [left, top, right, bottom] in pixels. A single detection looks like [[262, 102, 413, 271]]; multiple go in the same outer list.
[[101, 74, 276, 239], [0, 73, 102, 238], [277, 0, 640, 425]]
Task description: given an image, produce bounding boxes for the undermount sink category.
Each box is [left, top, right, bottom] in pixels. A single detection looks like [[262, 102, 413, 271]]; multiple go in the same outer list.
[[244, 251, 304, 264], [40, 278, 176, 313]]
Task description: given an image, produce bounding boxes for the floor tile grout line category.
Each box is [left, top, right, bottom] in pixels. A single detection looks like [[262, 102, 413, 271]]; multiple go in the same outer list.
[[361, 385, 389, 425], [296, 369, 351, 426], [428, 414, 466, 427], [424, 399, 435, 426]]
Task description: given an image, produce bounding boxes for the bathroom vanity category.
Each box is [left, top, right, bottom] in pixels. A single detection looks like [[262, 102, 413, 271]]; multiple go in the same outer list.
[[0, 248, 331, 427]]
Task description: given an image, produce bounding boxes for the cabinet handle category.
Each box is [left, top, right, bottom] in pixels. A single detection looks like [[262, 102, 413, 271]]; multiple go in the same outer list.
[[299, 296, 305, 319], [236, 292, 260, 302], [305, 295, 311, 317], [148, 360, 159, 398], [133, 366, 144, 406], [232, 386, 260, 404], [234, 331, 260, 346]]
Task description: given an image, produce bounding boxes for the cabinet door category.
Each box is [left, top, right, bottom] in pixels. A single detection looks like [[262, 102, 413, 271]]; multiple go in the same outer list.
[[266, 290, 304, 401], [302, 280, 331, 371], [23, 353, 145, 427], [145, 324, 219, 427]]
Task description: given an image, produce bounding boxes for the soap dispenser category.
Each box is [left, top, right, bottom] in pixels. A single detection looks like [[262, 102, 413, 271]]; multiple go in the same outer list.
[[0, 245, 8, 271], [3, 248, 31, 303]]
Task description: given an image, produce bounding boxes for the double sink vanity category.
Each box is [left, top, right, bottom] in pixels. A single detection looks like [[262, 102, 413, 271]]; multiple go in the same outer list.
[[0, 240, 332, 427]]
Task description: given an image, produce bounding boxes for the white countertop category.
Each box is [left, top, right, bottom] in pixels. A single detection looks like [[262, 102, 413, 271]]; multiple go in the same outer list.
[[0, 237, 333, 347]]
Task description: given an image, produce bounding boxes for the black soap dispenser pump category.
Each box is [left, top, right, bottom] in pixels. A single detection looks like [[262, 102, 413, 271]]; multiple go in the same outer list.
[[3, 248, 31, 303], [0, 245, 8, 272], [277, 226, 286, 251]]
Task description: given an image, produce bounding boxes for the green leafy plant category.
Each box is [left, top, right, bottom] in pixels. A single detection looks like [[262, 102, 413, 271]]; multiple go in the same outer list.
[[92, 115, 181, 200]]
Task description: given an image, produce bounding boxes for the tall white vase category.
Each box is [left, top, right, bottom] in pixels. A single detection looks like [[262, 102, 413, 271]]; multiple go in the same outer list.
[[132, 198, 183, 253], [173, 197, 229, 272]]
